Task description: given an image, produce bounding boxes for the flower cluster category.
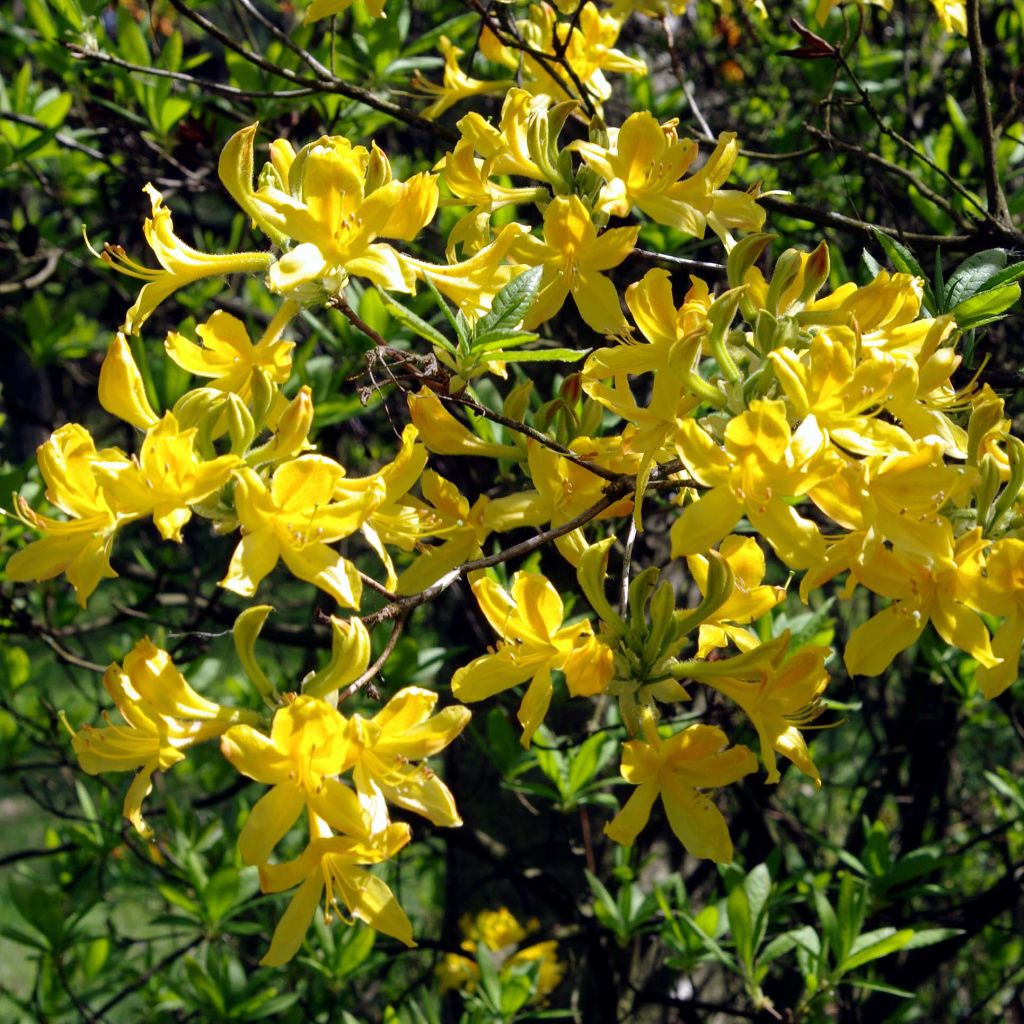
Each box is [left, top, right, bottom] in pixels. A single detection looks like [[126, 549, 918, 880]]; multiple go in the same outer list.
[[6, 0, 1021, 969]]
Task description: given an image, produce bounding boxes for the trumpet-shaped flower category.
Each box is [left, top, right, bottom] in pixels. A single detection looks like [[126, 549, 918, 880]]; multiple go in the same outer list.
[[976, 539, 1024, 698], [844, 527, 999, 676], [412, 37, 512, 120], [221, 456, 385, 607], [165, 304, 296, 402], [6, 424, 131, 605], [574, 120, 763, 242], [91, 413, 238, 542], [69, 639, 255, 837], [352, 687, 471, 826], [694, 643, 830, 784], [670, 400, 839, 568], [221, 695, 369, 866], [511, 195, 638, 334], [101, 184, 274, 333], [604, 715, 757, 862], [452, 571, 610, 746], [219, 124, 438, 300], [259, 817, 414, 967], [437, 908, 565, 1001], [687, 535, 786, 656]]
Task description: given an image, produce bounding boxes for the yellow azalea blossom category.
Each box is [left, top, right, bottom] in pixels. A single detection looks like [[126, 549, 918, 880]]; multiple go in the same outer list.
[[305, 0, 386, 22], [604, 714, 757, 862], [768, 332, 917, 457], [573, 120, 763, 243], [481, 3, 645, 108], [695, 643, 830, 785], [400, 221, 528, 318], [511, 435, 639, 565], [437, 908, 565, 1001], [932, 0, 967, 34], [436, 137, 549, 258], [221, 695, 369, 866], [6, 424, 130, 605], [221, 456, 385, 607], [69, 639, 256, 838], [393, 470, 492, 595], [809, 443, 978, 571], [357, 424, 430, 589], [91, 413, 238, 543], [259, 817, 414, 967], [455, 89, 549, 183], [583, 269, 712, 522], [412, 37, 512, 121], [407, 388, 520, 460], [976, 539, 1024, 698], [452, 571, 611, 746], [100, 183, 274, 334], [511, 195, 639, 334], [352, 686, 471, 826], [687, 535, 786, 656], [219, 124, 438, 300], [844, 527, 999, 676], [98, 333, 159, 430], [165, 303, 297, 402], [670, 400, 839, 569]]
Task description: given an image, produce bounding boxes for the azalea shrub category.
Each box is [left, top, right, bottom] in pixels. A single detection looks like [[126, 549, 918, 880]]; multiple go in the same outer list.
[[2, 0, 1024, 1022]]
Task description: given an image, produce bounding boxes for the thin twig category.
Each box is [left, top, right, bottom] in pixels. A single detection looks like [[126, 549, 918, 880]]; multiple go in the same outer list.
[[966, 0, 1012, 224], [339, 612, 407, 701]]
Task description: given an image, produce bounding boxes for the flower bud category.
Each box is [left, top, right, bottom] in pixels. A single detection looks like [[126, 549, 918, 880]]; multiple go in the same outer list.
[[99, 333, 159, 430]]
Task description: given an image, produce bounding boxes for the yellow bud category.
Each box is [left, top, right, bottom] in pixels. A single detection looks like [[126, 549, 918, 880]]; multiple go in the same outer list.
[[232, 605, 277, 701], [246, 385, 314, 466], [302, 616, 372, 699], [99, 333, 159, 429]]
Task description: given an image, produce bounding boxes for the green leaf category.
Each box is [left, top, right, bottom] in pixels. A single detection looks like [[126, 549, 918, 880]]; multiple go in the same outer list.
[[493, 347, 589, 363], [727, 883, 754, 972], [474, 266, 544, 341], [902, 927, 964, 950], [842, 978, 915, 998], [944, 248, 1006, 310], [952, 282, 1020, 329], [980, 259, 1024, 292], [377, 291, 456, 354], [839, 927, 913, 973]]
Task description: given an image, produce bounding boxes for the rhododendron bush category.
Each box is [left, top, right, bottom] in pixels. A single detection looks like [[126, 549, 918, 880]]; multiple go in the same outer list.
[[2, 0, 1023, 1020]]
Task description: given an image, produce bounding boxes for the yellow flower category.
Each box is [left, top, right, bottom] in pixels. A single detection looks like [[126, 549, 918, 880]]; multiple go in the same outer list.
[[69, 639, 255, 838], [931, 0, 966, 34], [6, 424, 130, 605], [100, 184, 274, 334], [687, 535, 786, 656], [305, 0, 387, 22], [670, 400, 839, 569], [165, 303, 296, 402], [221, 457, 384, 607], [258, 818, 414, 967], [98, 333, 159, 430], [221, 695, 368, 866], [976, 539, 1024, 698], [412, 37, 511, 120], [438, 908, 565, 1001], [352, 687, 471, 826], [92, 413, 238, 543], [452, 571, 610, 746], [511, 195, 638, 334], [574, 119, 763, 242], [695, 644, 830, 785], [604, 714, 757, 862], [219, 124, 438, 299], [844, 527, 1000, 676]]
